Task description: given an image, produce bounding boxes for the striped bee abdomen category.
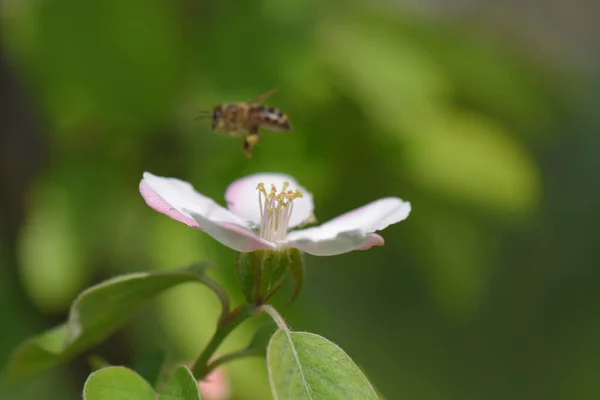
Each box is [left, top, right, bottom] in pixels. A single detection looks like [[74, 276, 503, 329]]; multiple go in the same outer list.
[[252, 106, 291, 132]]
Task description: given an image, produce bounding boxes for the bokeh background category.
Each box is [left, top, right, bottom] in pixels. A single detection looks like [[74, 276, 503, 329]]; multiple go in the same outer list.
[[1, 0, 600, 399]]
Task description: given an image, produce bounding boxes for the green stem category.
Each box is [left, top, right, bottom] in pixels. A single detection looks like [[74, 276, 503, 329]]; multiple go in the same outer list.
[[257, 304, 289, 331], [203, 347, 263, 376], [192, 273, 230, 322], [191, 304, 254, 379]]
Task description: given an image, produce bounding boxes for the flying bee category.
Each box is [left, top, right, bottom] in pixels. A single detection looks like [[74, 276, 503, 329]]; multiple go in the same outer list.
[[196, 88, 291, 157]]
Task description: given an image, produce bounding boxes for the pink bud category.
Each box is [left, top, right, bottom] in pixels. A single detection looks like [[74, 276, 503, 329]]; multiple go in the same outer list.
[[198, 367, 231, 400]]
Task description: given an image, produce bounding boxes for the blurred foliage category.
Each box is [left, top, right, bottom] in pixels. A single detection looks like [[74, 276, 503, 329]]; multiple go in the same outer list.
[[1, 0, 599, 399], [4, 264, 220, 381]]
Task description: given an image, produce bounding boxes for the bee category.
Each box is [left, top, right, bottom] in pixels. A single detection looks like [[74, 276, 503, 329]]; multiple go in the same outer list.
[[196, 88, 291, 157]]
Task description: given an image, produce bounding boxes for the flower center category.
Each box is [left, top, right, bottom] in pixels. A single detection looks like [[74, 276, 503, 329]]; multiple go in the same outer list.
[[256, 182, 303, 242]]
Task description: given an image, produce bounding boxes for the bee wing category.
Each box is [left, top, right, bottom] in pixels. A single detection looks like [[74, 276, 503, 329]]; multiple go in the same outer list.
[[248, 87, 279, 105]]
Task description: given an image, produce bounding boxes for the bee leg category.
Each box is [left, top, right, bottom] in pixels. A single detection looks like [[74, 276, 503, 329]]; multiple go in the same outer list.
[[243, 132, 260, 158]]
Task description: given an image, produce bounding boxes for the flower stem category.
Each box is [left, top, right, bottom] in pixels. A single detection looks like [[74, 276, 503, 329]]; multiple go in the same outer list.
[[257, 304, 289, 332], [191, 304, 254, 379], [191, 269, 230, 321]]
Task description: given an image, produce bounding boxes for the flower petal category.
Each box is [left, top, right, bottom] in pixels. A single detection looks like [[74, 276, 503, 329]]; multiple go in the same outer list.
[[139, 177, 200, 229], [283, 230, 385, 256], [225, 172, 315, 228], [283, 197, 410, 256], [140, 172, 275, 252], [184, 209, 276, 252], [359, 233, 385, 250]]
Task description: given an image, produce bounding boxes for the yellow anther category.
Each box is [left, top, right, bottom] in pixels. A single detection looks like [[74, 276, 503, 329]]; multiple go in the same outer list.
[[256, 182, 266, 195]]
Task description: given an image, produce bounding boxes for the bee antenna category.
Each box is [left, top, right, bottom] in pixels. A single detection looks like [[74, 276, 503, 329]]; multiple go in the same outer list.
[[194, 111, 212, 121]]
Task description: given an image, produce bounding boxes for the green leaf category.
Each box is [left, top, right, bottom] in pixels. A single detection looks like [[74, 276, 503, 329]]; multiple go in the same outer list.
[[83, 366, 155, 400], [83, 365, 202, 400], [3, 263, 224, 381], [267, 330, 378, 400], [158, 365, 202, 400]]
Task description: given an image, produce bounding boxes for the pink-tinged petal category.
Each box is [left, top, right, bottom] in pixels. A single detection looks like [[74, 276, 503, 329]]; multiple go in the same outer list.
[[359, 233, 385, 250], [141, 172, 248, 226], [288, 197, 410, 240], [225, 172, 314, 228], [140, 172, 275, 252], [284, 198, 410, 256], [198, 367, 231, 400], [140, 180, 200, 229], [185, 209, 276, 252], [283, 230, 380, 256]]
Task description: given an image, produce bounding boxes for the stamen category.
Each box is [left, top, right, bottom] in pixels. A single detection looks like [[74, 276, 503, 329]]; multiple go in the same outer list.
[[255, 181, 302, 243]]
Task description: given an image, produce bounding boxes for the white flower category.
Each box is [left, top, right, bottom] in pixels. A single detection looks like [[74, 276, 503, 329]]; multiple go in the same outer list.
[[139, 172, 411, 256]]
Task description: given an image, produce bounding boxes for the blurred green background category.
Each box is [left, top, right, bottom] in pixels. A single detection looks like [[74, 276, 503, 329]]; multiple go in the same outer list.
[[1, 0, 599, 399]]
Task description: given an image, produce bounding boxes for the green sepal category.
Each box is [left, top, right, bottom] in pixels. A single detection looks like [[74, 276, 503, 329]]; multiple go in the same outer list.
[[236, 248, 305, 305], [260, 250, 289, 301], [236, 251, 263, 304], [286, 248, 305, 306]]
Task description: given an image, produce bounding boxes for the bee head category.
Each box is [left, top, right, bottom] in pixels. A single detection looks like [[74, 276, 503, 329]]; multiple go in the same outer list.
[[212, 105, 224, 131]]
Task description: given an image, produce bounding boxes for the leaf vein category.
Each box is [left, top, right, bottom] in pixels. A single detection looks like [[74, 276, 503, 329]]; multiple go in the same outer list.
[[284, 330, 314, 400]]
